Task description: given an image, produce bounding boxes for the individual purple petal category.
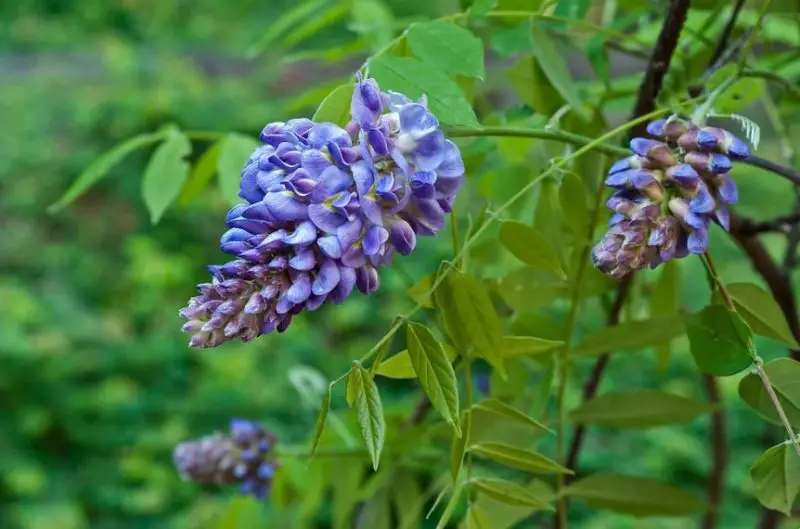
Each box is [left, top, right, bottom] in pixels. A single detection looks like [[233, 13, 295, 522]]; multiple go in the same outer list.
[[687, 228, 708, 254], [646, 119, 667, 138], [312, 259, 341, 296], [388, 218, 416, 255], [308, 203, 346, 234], [437, 140, 464, 177], [307, 123, 349, 149], [286, 273, 311, 304], [722, 131, 750, 159], [351, 76, 384, 126], [412, 131, 446, 171], [228, 217, 272, 234], [289, 248, 316, 271], [665, 164, 700, 187], [226, 204, 248, 224], [341, 245, 366, 268], [356, 266, 379, 294], [411, 171, 436, 198], [331, 266, 356, 303], [264, 191, 309, 221], [399, 104, 439, 138], [716, 174, 738, 204], [318, 235, 342, 259], [367, 127, 390, 156], [363, 225, 389, 256], [689, 186, 716, 214], [351, 159, 375, 197], [337, 218, 363, 250]]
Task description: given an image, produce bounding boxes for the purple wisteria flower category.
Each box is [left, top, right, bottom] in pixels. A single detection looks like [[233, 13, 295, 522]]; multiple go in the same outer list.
[[180, 76, 465, 348], [173, 419, 279, 499], [592, 117, 750, 278]]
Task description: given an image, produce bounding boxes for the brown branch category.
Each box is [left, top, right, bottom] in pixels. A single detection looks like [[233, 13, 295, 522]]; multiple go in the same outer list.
[[734, 212, 800, 235], [628, 0, 692, 138], [701, 375, 727, 529], [707, 0, 748, 68], [742, 156, 800, 187]]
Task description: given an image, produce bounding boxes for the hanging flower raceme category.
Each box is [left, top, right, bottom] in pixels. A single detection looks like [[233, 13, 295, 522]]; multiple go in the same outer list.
[[179, 76, 465, 348], [173, 419, 279, 499], [592, 117, 750, 278]]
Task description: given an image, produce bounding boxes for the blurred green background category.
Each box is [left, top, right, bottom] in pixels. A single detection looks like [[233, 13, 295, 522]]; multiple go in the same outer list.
[[2, 0, 799, 528]]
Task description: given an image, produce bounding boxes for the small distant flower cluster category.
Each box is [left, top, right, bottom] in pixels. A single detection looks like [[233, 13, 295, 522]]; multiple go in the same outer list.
[[180, 75, 465, 348], [173, 419, 279, 499], [592, 117, 750, 278]]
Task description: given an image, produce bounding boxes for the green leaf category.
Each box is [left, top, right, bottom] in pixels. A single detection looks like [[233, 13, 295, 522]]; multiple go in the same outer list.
[[360, 488, 392, 529], [407, 21, 484, 79], [435, 267, 502, 355], [216, 497, 258, 529], [436, 482, 465, 529], [332, 461, 362, 529], [473, 398, 550, 432], [375, 344, 457, 379], [470, 478, 553, 509], [345, 365, 358, 407], [650, 261, 681, 371], [499, 221, 566, 280], [180, 141, 222, 205], [349, 364, 385, 470], [750, 443, 800, 515], [283, 3, 349, 47], [490, 21, 534, 57], [738, 360, 800, 428], [559, 172, 590, 242], [567, 474, 705, 516], [247, 0, 329, 56], [709, 67, 765, 113], [507, 55, 564, 116], [218, 133, 260, 206], [685, 304, 754, 376], [470, 442, 572, 474], [308, 387, 331, 459], [450, 412, 469, 481], [368, 56, 480, 127], [49, 131, 167, 213], [477, 335, 562, 380], [718, 282, 800, 348], [529, 23, 589, 119], [572, 316, 686, 357], [393, 469, 423, 529], [406, 322, 461, 433], [464, 505, 494, 529], [570, 390, 715, 428], [468, 0, 497, 19], [406, 272, 435, 308], [553, 0, 591, 21], [313, 84, 354, 126], [351, 0, 395, 52], [142, 128, 192, 224]]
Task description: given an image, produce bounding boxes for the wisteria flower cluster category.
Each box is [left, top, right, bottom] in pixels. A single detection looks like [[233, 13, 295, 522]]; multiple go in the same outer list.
[[173, 419, 279, 499], [591, 117, 750, 278], [179, 76, 465, 348]]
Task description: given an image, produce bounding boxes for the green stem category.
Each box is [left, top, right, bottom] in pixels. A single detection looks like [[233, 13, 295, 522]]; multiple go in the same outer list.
[[445, 126, 630, 158], [737, 0, 773, 74], [701, 252, 800, 456], [464, 356, 474, 501]]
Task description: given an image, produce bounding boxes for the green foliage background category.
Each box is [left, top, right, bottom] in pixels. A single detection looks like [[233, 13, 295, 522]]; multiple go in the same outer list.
[[2, 0, 799, 528]]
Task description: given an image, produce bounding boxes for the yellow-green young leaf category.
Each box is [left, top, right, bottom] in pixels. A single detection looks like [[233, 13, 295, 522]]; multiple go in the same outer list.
[[464, 505, 493, 529], [499, 221, 566, 280], [434, 268, 502, 354], [529, 23, 589, 119], [480, 336, 563, 360], [719, 282, 800, 349], [313, 84, 353, 126], [360, 488, 392, 529], [470, 442, 572, 474], [436, 482, 465, 529], [142, 128, 192, 224], [530, 363, 555, 420], [349, 364, 385, 470], [468, 479, 553, 529], [566, 474, 705, 516], [180, 141, 221, 205], [712, 74, 765, 113], [406, 322, 461, 433], [392, 469, 423, 529], [368, 56, 480, 128], [375, 344, 457, 379], [246, 0, 329, 56], [750, 443, 800, 515], [570, 391, 714, 428], [685, 305, 754, 376], [407, 21, 485, 79], [559, 172, 590, 241], [473, 398, 550, 432], [738, 362, 800, 428], [346, 365, 359, 407], [450, 411, 469, 481], [572, 316, 686, 357], [49, 131, 168, 213], [308, 387, 331, 459], [218, 133, 260, 206], [506, 55, 564, 116], [406, 272, 435, 308], [650, 261, 681, 371], [470, 478, 553, 509]]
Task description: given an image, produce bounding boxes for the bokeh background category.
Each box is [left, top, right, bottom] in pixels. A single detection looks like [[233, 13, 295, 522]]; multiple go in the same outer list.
[[2, 0, 799, 528]]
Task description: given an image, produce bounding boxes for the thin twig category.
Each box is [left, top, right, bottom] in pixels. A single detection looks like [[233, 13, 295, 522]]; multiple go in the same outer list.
[[742, 156, 800, 187], [708, 0, 748, 68], [734, 212, 800, 235], [701, 375, 727, 529]]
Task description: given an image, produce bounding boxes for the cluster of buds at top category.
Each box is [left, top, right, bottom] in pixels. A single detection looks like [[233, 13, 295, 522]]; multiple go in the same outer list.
[[179, 75, 465, 348], [173, 419, 279, 499], [592, 117, 750, 278]]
